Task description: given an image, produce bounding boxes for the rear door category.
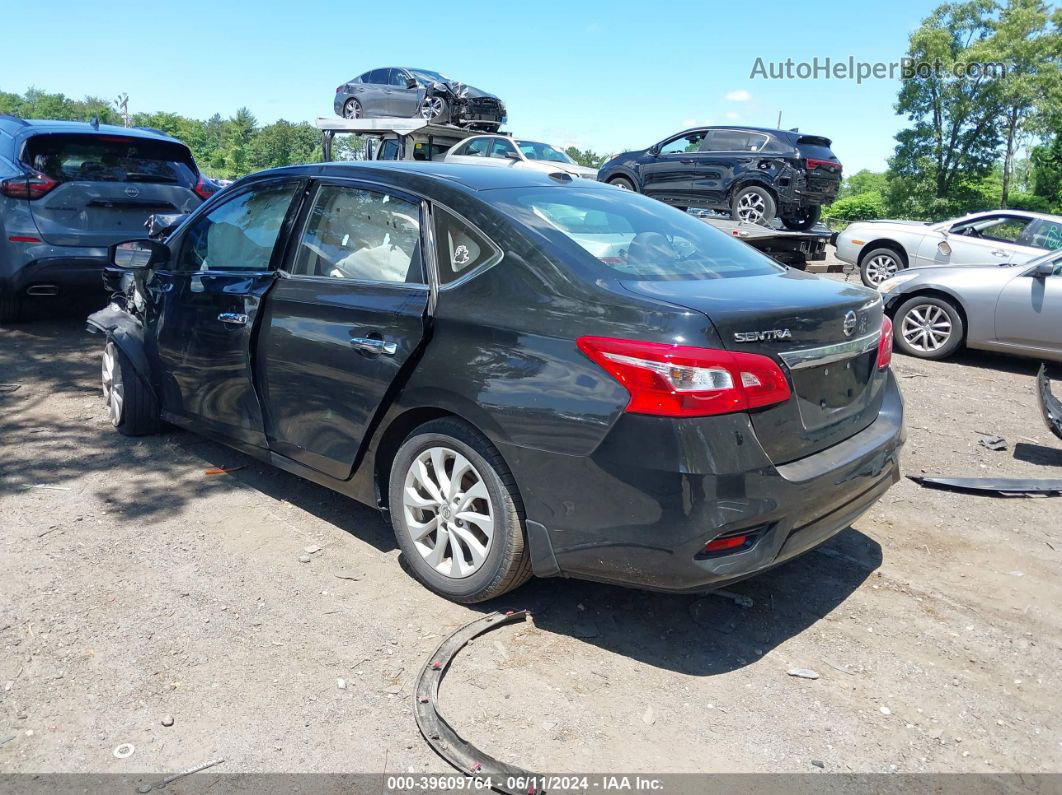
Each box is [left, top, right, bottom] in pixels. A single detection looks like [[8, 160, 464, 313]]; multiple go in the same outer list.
[[697, 129, 772, 204], [257, 179, 430, 478], [150, 178, 304, 446], [22, 133, 202, 247]]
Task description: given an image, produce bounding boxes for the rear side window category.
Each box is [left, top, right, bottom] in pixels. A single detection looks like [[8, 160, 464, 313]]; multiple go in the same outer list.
[[23, 134, 197, 188], [432, 206, 502, 286], [378, 139, 400, 160], [704, 130, 769, 152], [290, 185, 423, 283], [177, 182, 298, 272], [459, 139, 489, 157], [1026, 219, 1062, 250]]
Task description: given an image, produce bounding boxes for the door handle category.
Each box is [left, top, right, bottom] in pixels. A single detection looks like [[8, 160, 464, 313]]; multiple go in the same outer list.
[[218, 312, 248, 325], [679, 158, 696, 164], [350, 336, 397, 355]]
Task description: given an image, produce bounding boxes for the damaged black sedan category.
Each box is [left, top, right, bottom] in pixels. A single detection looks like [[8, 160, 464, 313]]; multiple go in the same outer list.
[[89, 162, 902, 603], [334, 67, 506, 130]]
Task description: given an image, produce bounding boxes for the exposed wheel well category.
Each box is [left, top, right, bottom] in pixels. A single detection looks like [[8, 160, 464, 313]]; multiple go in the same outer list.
[[889, 289, 969, 345], [727, 180, 778, 204], [858, 240, 909, 268]]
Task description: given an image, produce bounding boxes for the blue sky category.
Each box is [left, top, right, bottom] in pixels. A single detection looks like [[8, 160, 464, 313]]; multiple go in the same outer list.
[[5, 0, 934, 173]]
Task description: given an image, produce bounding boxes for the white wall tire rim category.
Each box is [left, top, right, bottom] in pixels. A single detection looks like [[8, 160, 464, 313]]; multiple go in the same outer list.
[[402, 446, 494, 579], [101, 343, 124, 426], [901, 304, 952, 352]]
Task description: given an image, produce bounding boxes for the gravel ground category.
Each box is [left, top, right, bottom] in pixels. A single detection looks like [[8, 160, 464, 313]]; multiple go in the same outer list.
[[1, 280, 1060, 777]]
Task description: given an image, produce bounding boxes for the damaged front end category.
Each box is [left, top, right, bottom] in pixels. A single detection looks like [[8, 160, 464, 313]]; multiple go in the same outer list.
[[1038, 364, 1062, 443], [430, 81, 506, 130]]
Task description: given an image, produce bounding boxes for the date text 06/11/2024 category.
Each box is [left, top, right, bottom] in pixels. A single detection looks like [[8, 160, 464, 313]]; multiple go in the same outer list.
[[385, 775, 666, 792]]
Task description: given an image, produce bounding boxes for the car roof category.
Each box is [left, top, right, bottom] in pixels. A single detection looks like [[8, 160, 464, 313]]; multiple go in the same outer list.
[[270, 161, 606, 192], [0, 116, 187, 146], [667, 125, 830, 143], [958, 208, 1062, 222]]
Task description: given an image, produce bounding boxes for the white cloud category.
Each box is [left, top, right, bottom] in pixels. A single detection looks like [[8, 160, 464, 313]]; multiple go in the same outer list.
[[725, 89, 751, 102], [724, 111, 740, 120]]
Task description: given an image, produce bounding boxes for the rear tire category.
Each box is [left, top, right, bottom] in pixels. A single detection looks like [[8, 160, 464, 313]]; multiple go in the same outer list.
[[0, 290, 22, 325], [893, 296, 964, 360], [780, 205, 821, 231], [731, 185, 777, 225], [608, 176, 636, 192], [388, 418, 531, 603], [860, 247, 905, 288], [342, 98, 362, 119], [102, 340, 162, 436]]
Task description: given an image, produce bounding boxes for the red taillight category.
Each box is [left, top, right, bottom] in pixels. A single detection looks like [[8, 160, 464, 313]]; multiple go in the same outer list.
[[577, 337, 791, 418], [193, 173, 217, 202], [0, 169, 58, 200], [8, 235, 42, 243], [806, 158, 841, 172], [705, 535, 748, 553], [877, 316, 893, 370], [336, 85, 345, 93]]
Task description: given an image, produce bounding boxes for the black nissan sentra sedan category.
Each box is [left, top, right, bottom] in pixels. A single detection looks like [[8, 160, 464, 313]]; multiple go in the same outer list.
[[88, 162, 903, 603]]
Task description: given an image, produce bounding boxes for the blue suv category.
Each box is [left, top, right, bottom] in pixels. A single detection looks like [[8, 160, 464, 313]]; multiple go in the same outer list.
[[0, 117, 216, 322]]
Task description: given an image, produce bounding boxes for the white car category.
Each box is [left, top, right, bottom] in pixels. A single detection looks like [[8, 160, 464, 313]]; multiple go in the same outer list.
[[835, 209, 1062, 287], [443, 135, 598, 179]]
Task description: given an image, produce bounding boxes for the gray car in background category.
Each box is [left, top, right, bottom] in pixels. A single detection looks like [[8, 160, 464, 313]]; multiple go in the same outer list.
[[878, 250, 1062, 361], [0, 117, 215, 322], [333, 68, 506, 130]]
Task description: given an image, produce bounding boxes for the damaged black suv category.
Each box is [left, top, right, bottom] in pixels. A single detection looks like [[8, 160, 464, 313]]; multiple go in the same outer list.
[[598, 126, 842, 230]]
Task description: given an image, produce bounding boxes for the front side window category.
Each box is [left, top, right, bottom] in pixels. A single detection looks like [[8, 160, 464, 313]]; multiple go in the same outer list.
[[460, 139, 489, 157], [659, 132, 705, 155], [951, 214, 1032, 244], [387, 69, 408, 87], [494, 186, 784, 281], [290, 185, 423, 284], [177, 182, 298, 272], [489, 139, 518, 159], [432, 206, 502, 286]]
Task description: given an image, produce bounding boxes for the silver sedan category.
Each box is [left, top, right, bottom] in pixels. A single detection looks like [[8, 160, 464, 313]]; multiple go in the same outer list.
[[878, 250, 1062, 361]]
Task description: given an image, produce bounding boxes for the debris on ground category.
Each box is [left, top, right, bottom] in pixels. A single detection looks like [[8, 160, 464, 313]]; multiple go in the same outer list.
[[642, 705, 656, 726], [787, 667, 821, 680], [1038, 364, 1062, 442], [0, 383, 21, 393], [161, 715, 174, 727], [414, 611, 537, 793], [298, 554, 311, 563], [909, 475, 1062, 496], [134, 757, 225, 792], [203, 466, 247, 476], [303, 545, 321, 554], [715, 589, 754, 608], [978, 435, 1008, 451], [112, 743, 135, 759], [333, 570, 361, 581]]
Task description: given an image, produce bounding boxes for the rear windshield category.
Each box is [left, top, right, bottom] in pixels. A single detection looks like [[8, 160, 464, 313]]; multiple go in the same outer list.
[[795, 136, 837, 161], [23, 134, 197, 188], [493, 186, 785, 281]]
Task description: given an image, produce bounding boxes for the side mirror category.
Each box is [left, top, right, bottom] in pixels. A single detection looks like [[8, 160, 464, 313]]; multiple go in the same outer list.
[[1033, 261, 1054, 278], [648, 146, 660, 157], [111, 239, 169, 270], [937, 239, 952, 256], [406, 77, 417, 88]]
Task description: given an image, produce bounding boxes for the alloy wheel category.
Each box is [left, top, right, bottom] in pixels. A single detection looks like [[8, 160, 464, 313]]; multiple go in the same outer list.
[[343, 99, 361, 119], [736, 192, 766, 223], [901, 304, 953, 352], [402, 446, 494, 579], [420, 97, 445, 120], [864, 254, 899, 286], [101, 343, 124, 427]]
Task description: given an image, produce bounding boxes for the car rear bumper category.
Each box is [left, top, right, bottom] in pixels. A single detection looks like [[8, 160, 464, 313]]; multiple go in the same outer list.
[[1, 253, 109, 296], [501, 369, 904, 592]]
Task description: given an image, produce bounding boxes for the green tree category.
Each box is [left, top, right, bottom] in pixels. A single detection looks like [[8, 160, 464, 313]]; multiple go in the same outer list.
[[564, 146, 608, 168], [891, 0, 1005, 205], [837, 169, 888, 199]]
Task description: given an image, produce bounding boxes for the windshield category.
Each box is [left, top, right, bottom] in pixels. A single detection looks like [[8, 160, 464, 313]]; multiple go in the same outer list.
[[493, 186, 786, 281], [409, 69, 449, 84], [516, 141, 576, 164]]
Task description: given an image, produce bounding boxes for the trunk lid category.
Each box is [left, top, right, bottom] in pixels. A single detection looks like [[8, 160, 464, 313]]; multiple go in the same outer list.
[[622, 270, 887, 464]]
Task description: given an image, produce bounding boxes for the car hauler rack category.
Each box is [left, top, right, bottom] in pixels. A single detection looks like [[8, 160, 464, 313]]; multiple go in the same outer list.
[[316, 117, 490, 163], [699, 217, 832, 270]]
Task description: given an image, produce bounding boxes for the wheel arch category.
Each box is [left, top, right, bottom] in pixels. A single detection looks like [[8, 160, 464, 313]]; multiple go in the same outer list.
[[858, 239, 909, 268], [726, 177, 778, 204], [604, 167, 639, 190], [86, 307, 158, 400]]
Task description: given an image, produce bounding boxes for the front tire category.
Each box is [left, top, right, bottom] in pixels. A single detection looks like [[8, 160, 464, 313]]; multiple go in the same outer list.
[[102, 340, 162, 436], [388, 418, 531, 603], [419, 96, 449, 124], [780, 205, 821, 231], [893, 296, 964, 360], [608, 176, 636, 192], [860, 247, 905, 288], [731, 185, 777, 225]]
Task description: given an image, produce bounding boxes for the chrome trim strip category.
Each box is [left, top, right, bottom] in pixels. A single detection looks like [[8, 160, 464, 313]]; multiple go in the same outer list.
[[779, 330, 881, 370]]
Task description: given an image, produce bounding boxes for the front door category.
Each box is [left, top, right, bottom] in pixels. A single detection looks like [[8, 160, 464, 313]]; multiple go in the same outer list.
[[388, 68, 422, 117], [257, 179, 430, 479], [151, 178, 304, 446], [640, 130, 707, 204], [994, 255, 1062, 354], [921, 213, 1045, 267]]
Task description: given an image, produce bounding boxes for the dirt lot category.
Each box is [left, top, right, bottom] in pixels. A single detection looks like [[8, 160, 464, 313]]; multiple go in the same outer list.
[[1, 284, 1061, 778]]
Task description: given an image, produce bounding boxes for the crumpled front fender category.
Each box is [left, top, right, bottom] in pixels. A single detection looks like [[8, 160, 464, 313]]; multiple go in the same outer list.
[[86, 304, 155, 398], [1037, 364, 1062, 443]]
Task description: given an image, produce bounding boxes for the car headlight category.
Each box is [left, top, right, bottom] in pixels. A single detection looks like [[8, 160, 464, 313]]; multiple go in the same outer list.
[[877, 273, 919, 293]]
